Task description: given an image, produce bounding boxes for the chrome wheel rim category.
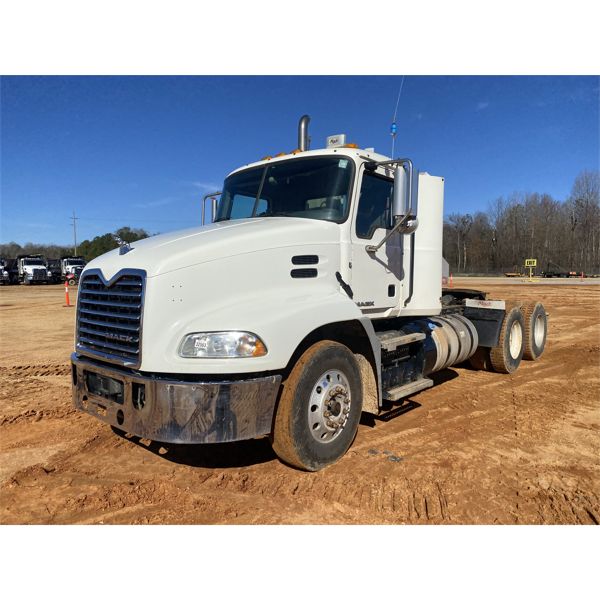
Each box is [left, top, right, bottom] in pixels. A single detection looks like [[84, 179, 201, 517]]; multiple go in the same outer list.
[[509, 321, 523, 359], [308, 369, 351, 443], [533, 313, 545, 347]]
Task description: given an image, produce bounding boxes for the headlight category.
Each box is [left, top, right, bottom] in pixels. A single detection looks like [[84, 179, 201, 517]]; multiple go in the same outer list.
[[178, 331, 267, 358], [47, 270, 52, 277]]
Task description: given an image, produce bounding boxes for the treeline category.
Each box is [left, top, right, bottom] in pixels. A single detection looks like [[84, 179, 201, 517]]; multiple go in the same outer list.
[[0, 227, 151, 263], [443, 170, 600, 275], [3, 170, 599, 275]]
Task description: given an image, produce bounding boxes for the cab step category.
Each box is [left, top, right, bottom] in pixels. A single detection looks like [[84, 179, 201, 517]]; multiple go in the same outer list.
[[384, 377, 433, 402], [377, 331, 425, 352]]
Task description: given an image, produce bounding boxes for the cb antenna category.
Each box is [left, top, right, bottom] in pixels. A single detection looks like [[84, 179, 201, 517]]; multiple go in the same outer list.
[[390, 75, 405, 158]]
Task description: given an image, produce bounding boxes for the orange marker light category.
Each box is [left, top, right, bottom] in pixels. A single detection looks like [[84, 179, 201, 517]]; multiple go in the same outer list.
[[252, 339, 267, 357]]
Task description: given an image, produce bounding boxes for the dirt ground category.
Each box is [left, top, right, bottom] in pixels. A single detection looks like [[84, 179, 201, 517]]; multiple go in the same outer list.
[[1, 279, 598, 524]]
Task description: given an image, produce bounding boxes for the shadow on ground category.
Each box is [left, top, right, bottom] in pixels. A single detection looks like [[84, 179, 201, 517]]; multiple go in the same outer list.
[[111, 426, 276, 468]]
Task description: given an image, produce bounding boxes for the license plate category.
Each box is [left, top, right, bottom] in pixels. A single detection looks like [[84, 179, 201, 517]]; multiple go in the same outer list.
[[85, 371, 124, 405]]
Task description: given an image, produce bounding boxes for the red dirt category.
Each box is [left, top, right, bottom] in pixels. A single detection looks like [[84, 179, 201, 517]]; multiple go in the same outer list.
[[1, 280, 598, 524]]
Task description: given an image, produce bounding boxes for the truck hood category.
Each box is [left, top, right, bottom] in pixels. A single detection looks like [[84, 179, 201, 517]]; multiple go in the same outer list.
[[84, 217, 341, 280]]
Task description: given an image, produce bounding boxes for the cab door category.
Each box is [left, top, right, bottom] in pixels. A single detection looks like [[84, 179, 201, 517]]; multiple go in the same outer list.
[[350, 168, 403, 312]]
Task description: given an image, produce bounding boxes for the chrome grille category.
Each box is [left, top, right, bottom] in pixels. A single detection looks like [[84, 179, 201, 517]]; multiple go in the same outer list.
[[76, 270, 145, 366]]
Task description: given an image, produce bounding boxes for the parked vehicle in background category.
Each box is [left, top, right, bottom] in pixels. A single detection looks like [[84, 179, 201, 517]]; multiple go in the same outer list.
[[46, 256, 87, 285], [47, 259, 63, 284], [16, 254, 53, 284], [542, 261, 577, 278], [0, 258, 18, 285], [61, 256, 86, 284]]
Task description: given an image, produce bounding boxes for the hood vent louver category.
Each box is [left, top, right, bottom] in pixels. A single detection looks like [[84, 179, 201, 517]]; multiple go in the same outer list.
[[291, 255, 319, 279], [292, 255, 319, 265], [291, 268, 318, 279]]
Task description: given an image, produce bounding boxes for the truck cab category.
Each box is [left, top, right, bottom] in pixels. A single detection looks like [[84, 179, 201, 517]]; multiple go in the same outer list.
[[61, 256, 86, 284], [17, 254, 52, 284], [71, 116, 547, 471]]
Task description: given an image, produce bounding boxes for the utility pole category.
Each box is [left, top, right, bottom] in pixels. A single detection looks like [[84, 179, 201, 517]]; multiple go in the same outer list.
[[70, 211, 79, 256]]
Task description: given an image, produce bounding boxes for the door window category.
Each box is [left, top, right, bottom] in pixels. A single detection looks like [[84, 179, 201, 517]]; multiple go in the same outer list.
[[355, 173, 393, 239]]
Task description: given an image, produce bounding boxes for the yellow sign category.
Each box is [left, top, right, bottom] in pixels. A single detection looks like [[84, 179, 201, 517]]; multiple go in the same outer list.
[[525, 259, 537, 267]]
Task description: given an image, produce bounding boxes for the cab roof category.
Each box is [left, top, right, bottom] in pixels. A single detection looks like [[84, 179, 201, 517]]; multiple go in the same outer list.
[[227, 147, 392, 178]]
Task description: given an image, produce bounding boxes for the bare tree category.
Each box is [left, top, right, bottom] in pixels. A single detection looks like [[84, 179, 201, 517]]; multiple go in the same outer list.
[[442, 170, 599, 275]]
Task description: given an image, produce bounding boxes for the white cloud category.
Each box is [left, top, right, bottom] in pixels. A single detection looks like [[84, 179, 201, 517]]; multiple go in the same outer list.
[[476, 101, 490, 111], [133, 196, 177, 209], [191, 181, 220, 191]]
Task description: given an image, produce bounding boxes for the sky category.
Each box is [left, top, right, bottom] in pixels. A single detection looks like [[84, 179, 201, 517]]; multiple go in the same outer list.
[[1, 75, 598, 246]]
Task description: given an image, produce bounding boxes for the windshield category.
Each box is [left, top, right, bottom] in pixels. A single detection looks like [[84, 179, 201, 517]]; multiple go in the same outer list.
[[66, 260, 85, 266], [215, 156, 354, 223], [23, 259, 45, 266]]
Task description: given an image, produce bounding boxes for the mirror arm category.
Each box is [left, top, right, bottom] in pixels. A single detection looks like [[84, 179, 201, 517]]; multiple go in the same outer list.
[[201, 191, 222, 225], [366, 213, 413, 254]]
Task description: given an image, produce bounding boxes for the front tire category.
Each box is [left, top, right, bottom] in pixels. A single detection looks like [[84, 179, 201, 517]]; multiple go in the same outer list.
[[271, 340, 363, 471]]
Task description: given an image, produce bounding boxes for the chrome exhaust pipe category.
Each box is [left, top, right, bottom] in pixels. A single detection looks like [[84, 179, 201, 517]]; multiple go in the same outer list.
[[298, 114, 311, 151]]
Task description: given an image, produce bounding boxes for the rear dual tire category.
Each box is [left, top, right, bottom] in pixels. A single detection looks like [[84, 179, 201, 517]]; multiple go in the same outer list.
[[489, 306, 525, 374], [522, 301, 547, 360]]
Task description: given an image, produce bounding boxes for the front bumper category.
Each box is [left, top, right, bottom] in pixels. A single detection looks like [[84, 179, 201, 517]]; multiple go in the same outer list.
[[71, 353, 282, 444]]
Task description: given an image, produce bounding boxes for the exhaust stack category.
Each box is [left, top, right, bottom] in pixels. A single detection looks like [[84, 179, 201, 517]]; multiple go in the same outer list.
[[298, 115, 311, 151]]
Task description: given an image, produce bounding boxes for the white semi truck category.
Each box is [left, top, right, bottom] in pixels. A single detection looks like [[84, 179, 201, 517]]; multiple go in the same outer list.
[[17, 254, 53, 284], [61, 256, 87, 284], [47, 256, 86, 284], [71, 116, 548, 471]]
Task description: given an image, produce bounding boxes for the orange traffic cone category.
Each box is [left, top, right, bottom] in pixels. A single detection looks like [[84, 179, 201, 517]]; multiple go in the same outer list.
[[64, 282, 72, 307]]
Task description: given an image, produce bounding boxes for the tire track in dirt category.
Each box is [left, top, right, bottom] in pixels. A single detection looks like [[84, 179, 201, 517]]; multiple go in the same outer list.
[[0, 406, 77, 426], [507, 373, 521, 522], [0, 363, 70, 377], [172, 469, 454, 523]]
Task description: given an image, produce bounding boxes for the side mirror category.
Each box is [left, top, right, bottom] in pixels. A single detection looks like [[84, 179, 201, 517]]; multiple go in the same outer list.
[[367, 158, 419, 253], [392, 165, 408, 218], [392, 161, 418, 219]]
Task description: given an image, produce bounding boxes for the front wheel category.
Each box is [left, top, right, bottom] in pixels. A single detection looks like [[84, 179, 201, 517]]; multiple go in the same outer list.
[[271, 340, 363, 471]]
